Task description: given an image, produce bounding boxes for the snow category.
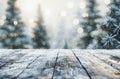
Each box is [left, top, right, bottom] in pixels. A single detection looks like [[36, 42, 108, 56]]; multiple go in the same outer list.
[[102, 34, 117, 47], [113, 23, 120, 35], [0, 49, 120, 79]]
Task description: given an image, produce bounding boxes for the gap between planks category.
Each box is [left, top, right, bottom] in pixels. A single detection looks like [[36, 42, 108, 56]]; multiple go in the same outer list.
[[73, 49, 120, 79], [16, 50, 59, 79], [71, 50, 92, 79], [0, 50, 21, 69], [0, 50, 42, 78], [52, 50, 90, 79], [51, 52, 59, 79]]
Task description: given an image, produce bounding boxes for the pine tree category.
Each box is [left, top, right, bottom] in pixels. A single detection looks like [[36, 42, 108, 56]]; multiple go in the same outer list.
[[77, 0, 101, 49], [32, 5, 50, 49], [100, 0, 120, 49], [0, 0, 29, 49], [63, 40, 69, 49]]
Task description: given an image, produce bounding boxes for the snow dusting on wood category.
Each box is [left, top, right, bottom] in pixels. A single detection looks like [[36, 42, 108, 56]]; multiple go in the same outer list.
[[0, 49, 120, 79]]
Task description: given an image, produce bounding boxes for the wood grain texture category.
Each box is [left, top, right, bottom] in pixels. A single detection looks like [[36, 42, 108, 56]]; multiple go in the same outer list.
[[91, 51, 120, 71], [0, 49, 120, 79], [18, 49, 59, 79], [73, 49, 120, 79], [53, 49, 89, 79]]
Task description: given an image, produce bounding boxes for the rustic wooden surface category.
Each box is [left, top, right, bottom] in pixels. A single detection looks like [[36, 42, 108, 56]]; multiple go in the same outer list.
[[0, 49, 120, 79]]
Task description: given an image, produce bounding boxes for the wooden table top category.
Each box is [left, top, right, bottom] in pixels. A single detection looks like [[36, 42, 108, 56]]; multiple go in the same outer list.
[[0, 49, 120, 79]]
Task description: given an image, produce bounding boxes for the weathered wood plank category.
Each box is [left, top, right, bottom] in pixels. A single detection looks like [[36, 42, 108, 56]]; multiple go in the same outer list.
[[73, 49, 120, 79], [17, 49, 58, 79], [0, 50, 21, 69], [0, 49, 15, 58], [91, 51, 120, 71], [53, 49, 89, 79], [0, 49, 120, 79], [0, 50, 43, 79]]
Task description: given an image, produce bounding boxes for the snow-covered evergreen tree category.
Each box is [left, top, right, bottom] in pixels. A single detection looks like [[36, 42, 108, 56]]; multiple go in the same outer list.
[[63, 40, 69, 49], [0, 0, 30, 49], [77, 0, 101, 49], [32, 5, 50, 49], [100, 0, 120, 49]]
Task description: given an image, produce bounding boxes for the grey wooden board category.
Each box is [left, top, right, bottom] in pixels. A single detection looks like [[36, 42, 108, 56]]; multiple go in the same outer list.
[[52, 49, 89, 79], [73, 49, 120, 79], [0, 49, 120, 79], [0, 50, 21, 69], [0, 50, 43, 78], [90, 51, 120, 71], [17, 49, 58, 79], [0, 49, 15, 58]]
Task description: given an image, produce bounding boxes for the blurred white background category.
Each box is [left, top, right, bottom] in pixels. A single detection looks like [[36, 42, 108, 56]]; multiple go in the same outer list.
[[0, 0, 109, 48]]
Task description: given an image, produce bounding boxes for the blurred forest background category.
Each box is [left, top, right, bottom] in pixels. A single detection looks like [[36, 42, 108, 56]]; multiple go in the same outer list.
[[0, 0, 120, 49]]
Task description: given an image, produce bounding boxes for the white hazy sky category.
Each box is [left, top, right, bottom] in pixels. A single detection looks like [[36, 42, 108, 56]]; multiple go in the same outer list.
[[0, 0, 108, 48]]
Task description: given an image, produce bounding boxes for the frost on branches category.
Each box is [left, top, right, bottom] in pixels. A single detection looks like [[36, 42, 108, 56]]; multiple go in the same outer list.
[[101, 0, 120, 49], [77, 0, 101, 49], [0, 0, 30, 49]]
